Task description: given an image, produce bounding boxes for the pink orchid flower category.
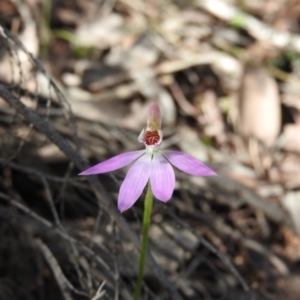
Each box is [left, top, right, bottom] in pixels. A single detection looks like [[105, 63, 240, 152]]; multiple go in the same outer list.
[[79, 102, 216, 212]]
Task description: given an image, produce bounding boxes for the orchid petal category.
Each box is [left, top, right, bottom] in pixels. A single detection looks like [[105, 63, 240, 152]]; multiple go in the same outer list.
[[79, 151, 145, 175], [118, 153, 152, 212], [150, 153, 175, 202], [163, 151, 217, 176], [138, 129, 145, 143], [147, 102, 162, 130]]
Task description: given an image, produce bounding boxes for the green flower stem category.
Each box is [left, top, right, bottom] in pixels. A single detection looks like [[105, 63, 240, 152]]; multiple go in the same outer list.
[[133, 182, 153, 300]]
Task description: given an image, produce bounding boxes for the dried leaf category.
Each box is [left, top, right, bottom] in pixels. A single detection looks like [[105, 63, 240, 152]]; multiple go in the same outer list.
[[75, 13, 125, 48], [282, 191, 300, 235], [237, 65, 280, 146], [281, 124, 300, 153]]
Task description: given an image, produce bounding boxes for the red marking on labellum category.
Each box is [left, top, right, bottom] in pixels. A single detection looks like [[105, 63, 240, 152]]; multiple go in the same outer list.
[[144, 130, 160, 145]]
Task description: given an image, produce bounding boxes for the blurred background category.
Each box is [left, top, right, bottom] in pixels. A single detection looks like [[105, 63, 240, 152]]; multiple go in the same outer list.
[[0, 0, 300, 299]]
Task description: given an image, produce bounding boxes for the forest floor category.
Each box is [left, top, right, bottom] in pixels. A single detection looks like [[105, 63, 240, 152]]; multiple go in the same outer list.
[[1, 0, 300, 299]]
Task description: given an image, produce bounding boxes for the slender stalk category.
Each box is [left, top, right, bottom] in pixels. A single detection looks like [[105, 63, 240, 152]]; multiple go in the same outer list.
[[133, 182, 153, 300]]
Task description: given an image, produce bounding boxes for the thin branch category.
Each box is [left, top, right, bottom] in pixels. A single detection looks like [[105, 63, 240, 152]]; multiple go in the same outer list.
[[34, 238, 89, 300], [166, 209, 252, 296], [91, 281, 106, 300], [0, 158, 88, 189], [113, 222, 120, 300], [0, 192, 113, 279]]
